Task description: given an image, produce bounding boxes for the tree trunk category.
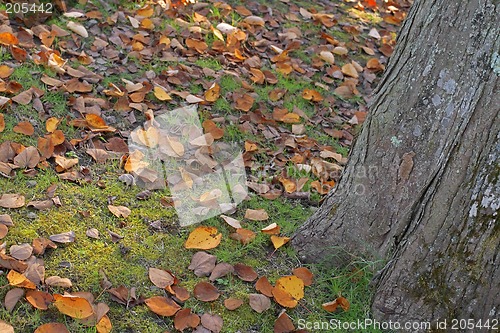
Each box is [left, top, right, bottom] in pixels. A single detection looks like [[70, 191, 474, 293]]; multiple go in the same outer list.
[[292, 0, 499, 327]]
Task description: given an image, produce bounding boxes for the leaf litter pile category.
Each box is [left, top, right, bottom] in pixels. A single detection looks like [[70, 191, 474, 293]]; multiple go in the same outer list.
[[0, 0, 410, 331]]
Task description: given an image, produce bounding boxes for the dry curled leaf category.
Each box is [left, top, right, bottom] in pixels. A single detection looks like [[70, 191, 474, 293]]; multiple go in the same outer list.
[[322, 296, 350, 312]]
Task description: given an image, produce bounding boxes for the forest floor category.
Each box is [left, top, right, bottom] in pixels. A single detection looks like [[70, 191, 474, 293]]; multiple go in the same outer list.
[[0, 0, 410, 332]]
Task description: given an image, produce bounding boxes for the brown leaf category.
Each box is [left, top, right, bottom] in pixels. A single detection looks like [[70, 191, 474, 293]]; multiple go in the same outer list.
[[220, 215, 242, 229], [234, 93, 254, 112], [14, 146, 40, 168], [0, 224, 8, 239], [86, 149, 109, 163], [322, 296, 350, 312], [170, 285, 190, 302], [10, 243, 33, 260], [209, 263, 234, 281], [26, 290, 53, 310], [145, 296, 181, 317], [34, 323, 70, 333], [107, 205, 131, 218], [4, 288, 24, 312], [49, 231, 75, 243], [174, 308, 201, 331], [204, 83, 220, 102], [229, 228, 256, 245], [0, 65, 14, 79], [188, 251, 217, 277], [274, 311, 295, 333], [341, 63, 359, 78], [86, 228, 99, 239], [302, 89, 323, 102], [32, 238, 57, 255], [149, 267, 176, 288], [0, 193, 25, 208], [244, 208, 269, 221], [53, 293, 94, 319], [202, 119, 224, 139], [255, 276, 274, 297], [193, 281, 220, 302], [233, 263, 258, 282], [292, 267, 314, 286], [45, 276, 72, 288], [12, 90, 33, 105], [27, 199, 53, 210], [0, 253, 28, 272], [201, 313, 223, 333], [249, 293, 271, 313], [224, 298, 243, 310], [55, 155, 79, 171], [0, 214, 14, 226], [0, 114, 4, 133], [184, 226, 222, 250], [261, 223, 280, 235]]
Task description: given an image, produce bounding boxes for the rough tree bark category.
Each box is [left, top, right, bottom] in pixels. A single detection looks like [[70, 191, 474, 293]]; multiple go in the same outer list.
[[292, 0, 499, 328]]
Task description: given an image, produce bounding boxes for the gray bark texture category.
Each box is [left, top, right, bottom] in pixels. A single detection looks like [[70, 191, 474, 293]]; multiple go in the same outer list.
[[292, 0, 499, 328]]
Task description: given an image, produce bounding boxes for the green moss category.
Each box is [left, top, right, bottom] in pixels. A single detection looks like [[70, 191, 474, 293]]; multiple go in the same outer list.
[[195, 58, 223, 71]]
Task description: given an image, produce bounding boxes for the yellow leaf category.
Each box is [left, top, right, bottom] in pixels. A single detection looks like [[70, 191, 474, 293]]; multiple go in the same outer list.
[[270, 235, 290, 249], [185, 226, 222, 250], [7, 270, 36, 289], [154, 86, 172, 101]]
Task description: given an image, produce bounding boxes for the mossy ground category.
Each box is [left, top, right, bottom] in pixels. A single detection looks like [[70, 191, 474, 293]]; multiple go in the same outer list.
[[0, 0, 392, 331]]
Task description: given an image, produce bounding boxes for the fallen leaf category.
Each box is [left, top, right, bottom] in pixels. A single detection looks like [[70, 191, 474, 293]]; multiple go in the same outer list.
[[10, 243, 33, 260], [255, 276, 274, 297], [107, 205, 131, 218], [34, 323, 70, 333], [274, 311, 295, 333], [229, 228, 256, 245], [188, 251, 217, 277], [220, 215, 242, 229], [13, 121, 34, 135], [174, 308, 200, 331], [249, 293, 271, 313], [0, 194, 25, 209], [27, 199, 53, 210], [0, 253, 28, 272], [26, 290, 53, 310], [53, 293, 94, 319], [0, 114, 4, 133], [67, 21, 88, 38], [7, 270, 36, 289], [14, 146, 40, 168], [224, 298, 243, 310], [201, 313, 223, 333], [0, 321, 14, 333], [32, 238, 57, 255], [322, 296, 350, 312], [149, 267, 176, 288], [193, 281, 219, 301], [170, 285, 190, 302], [292, 267, 314, 286], [209, 263, 234, 281], [204, 82, 220, 102], [234, 93, 254, 112], [244, 209, 269, 221], [144, 296, 181, 317], [341, 63, 359, 78], [202, 119, 224, 139], [0, 32, 18, 45], [0, 65, 14, 78], [45, 276, 73, 288], [261, 223, 280, 235], [273, 276, 304, 308], [234, 263, 258, 282], [270, 235, 290, 250], [96, 315, 112, 333], [302, 89, 323, 102], [4, 288, 24, 312], [153, 86, 172, 101], [49, 231, 75, 243], [184, 226, 222, 250]]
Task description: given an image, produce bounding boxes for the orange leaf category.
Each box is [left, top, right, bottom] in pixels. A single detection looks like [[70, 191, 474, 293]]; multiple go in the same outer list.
[[26, 290, 53, 310], [255, 276, 274, 297], [13, 121, 34, 135], [204, 82, 220, 102], [322, 296, 350, 312], [53, 294, 94, 319], [145, 296, 181, 317], [45, 117, 60, 133], [137, 5, 154, 17], [85, 114, 108, 129], [0, 114, 4, 133], [272, 276, 304, 308], [341, 63, 359, 78], [184, 226, 222, 250], [34, 323, 70, 333], [229, 228, 256, 245], [292, 267, 314, 286], [270, 235, 290, 250], [0, 32, 19, 45], [202, 119, 224, 139], [234, 93, 254, 112], [7, 270, 36, 289], [302, 89, 323, 102], [261, 223, 280, 235], [0, 65, 14, 78]]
